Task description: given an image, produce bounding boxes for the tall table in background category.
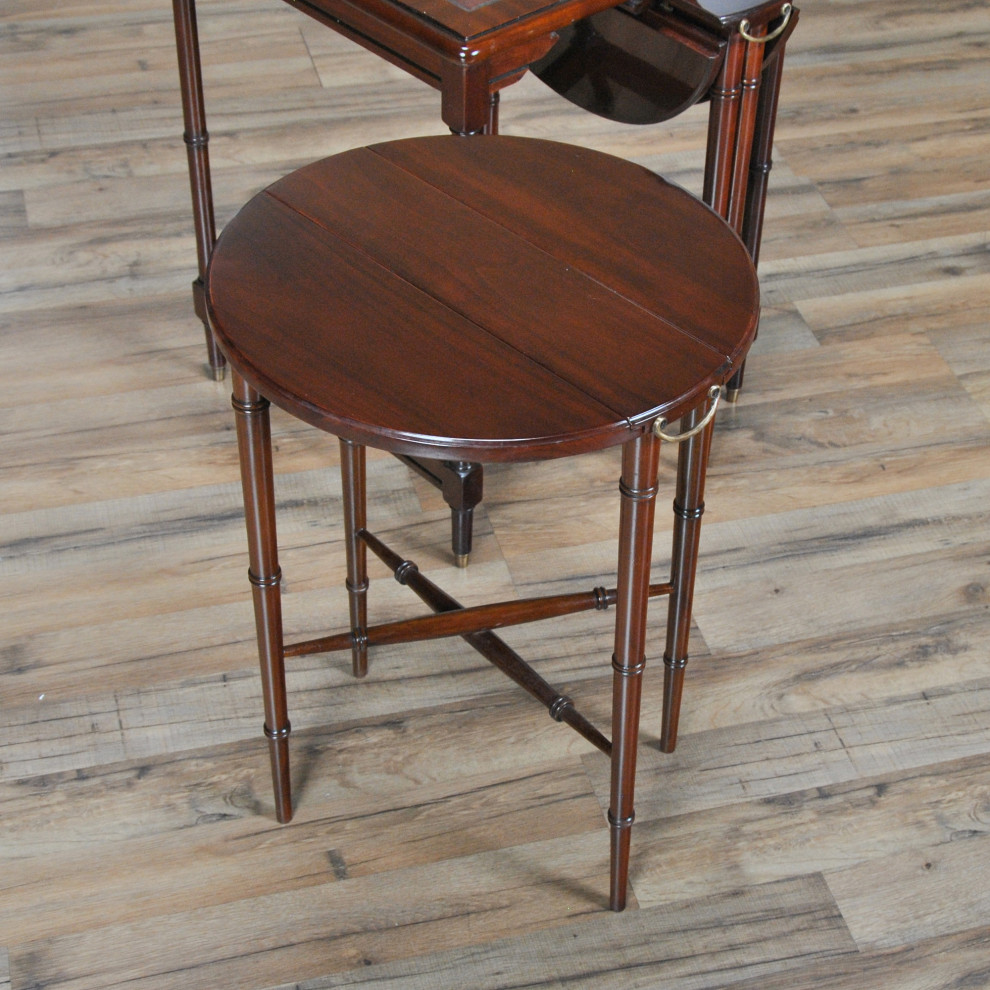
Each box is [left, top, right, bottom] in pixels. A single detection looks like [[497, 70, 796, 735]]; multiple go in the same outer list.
[[172, 0, 797, 563]]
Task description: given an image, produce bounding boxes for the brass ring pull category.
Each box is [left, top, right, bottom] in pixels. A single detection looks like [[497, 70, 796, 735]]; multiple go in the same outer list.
[[654, 386, 721, 443], [739, 3, 792, 43]]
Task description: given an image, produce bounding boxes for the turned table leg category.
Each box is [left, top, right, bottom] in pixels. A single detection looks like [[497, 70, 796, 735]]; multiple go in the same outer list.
[[660, 404, 717, 754], [172, 0, 226, 380], [232, 373, 291, 821], [703, 33, 746, 221], [608, 431, 662, 911], [340, 440, 370, 678]]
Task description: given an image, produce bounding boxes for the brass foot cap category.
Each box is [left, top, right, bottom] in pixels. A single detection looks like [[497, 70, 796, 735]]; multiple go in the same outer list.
[[454, 553, 470, 568], [209, 363, 227, 383], [725, 386, 740, 404]]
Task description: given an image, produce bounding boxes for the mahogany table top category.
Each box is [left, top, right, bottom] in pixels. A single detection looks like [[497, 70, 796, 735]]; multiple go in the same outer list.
[[206, 135, 759, 462], [287, 0, 781, 47], [287, 0, 625, 50]]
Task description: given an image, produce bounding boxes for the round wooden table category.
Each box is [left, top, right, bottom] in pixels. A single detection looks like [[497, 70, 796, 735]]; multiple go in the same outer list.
[[206, 134, 758, 911]]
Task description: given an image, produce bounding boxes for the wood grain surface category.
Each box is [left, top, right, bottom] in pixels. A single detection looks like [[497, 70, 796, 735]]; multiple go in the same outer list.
[[1, 0, 988, 987]]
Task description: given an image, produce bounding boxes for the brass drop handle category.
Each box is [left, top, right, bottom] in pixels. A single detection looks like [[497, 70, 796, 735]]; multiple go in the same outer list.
[[653, 385, 721, 443], [739, 3, 793, 43]]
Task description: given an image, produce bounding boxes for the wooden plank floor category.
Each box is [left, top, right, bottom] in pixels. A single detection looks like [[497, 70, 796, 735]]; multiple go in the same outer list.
[[1, 0, 988, 986]]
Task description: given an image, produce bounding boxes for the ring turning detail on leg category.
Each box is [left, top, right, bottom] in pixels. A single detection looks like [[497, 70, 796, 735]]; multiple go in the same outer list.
[[206, 134, 759, 911]]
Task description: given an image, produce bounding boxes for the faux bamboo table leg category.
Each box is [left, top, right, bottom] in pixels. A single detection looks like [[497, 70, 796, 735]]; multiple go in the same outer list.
[[608, 431, 662, 911], [702, 32, 746, 222], [659, 404, 717, 754], [726, 38, 788, 400], [742, 39, 786, 265], [171, 0, 226, 380], [704, 30, 772, 405], [232, 373, 292, 822], [726, 36, 767, 233], [340, 440, 370, 677]]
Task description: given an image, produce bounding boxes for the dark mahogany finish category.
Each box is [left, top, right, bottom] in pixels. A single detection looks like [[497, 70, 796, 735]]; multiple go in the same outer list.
[[533, 1, 797, 292], [205, 135, 758, 910], [171, 0, 795, 563]]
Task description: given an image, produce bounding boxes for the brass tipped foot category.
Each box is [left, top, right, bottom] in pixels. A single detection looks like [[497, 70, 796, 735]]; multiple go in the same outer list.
[[725, 386, 740, 404], [454, 553, 470, 568], [210, 363, 227, 383]]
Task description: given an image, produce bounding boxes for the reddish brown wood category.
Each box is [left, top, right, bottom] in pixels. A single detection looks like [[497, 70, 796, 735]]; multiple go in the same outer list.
[[398, 456, 483, 564], [290, 0, 627, 61], [703, 31, 744, 219], [340, 439, 369, 678], [666, 0, 789, 31], [171, 0, 225, 380], [609, 431, 662, 911], [283, 581, 674, 656], [285, 0, 627, 134], [528, 1, 797, 403], [287, 138, 756, 372], [172, 0, 793, 562], [726, 34, 765, 232], [726, 20, 792, 398], [742, 21, 792, 264], [359, 528, 614, 754], [208, 135, 757, 910], [206, 139, 757, 460], [659, 400, 717, 753], [231, 372, 292, 823], [439, 60, 497, 135], [531, 5, 726, 127]]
